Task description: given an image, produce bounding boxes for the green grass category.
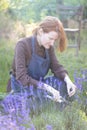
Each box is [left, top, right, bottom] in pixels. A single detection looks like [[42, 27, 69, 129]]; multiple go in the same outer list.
[[56, 43, 87, 80], [0, 39, 15, 92], [31, 102, 87, 130]]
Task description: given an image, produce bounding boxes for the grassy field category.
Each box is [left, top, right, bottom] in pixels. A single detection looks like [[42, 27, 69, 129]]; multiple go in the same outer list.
[[0, 30, 87, 130], [31, 103, 87, 130]]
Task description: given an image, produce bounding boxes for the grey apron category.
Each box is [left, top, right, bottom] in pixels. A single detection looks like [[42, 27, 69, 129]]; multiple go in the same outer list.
[[27, 36, 50, 80]]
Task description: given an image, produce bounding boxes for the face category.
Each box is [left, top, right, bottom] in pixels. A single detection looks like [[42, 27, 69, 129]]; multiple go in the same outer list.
[[39, 30, 58, 49]]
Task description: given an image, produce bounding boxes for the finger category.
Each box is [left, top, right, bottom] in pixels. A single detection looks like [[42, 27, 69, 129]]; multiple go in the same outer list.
[[69, 90, 76, 97]]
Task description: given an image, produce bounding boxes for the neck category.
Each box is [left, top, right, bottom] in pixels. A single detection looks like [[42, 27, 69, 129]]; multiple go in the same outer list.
[[37, 35, 42, 47]]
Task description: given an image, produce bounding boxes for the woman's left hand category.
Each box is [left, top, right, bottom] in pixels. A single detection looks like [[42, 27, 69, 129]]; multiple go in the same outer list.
[[66, 81, 76, 97], [64, 74, 77, 97]]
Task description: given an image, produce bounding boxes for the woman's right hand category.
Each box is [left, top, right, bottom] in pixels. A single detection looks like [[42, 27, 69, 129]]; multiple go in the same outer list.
[[38, 82, 63, 102], [51, 88, 62, 102]]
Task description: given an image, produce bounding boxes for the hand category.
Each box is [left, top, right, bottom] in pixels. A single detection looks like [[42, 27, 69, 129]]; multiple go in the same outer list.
[[66, 81, 76, 97], [64, 75, 76, 97], [51, 88, 63, 102], [38, 82, 62, 102]]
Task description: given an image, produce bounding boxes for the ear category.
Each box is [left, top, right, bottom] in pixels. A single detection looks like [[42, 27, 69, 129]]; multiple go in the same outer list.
[[38, 28, 43, 36]]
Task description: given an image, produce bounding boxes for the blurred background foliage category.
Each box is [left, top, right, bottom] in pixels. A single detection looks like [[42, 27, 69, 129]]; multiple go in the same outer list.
[[0, 0, 87, 22], [0, 0, 87, 40]]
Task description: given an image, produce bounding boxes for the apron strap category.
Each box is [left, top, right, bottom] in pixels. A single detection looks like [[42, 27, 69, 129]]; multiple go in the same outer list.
[[31, 37, 35, 53]]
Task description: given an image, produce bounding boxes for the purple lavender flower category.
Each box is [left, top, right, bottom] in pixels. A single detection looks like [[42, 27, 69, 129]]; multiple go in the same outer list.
[[46, 124, 53, 130], [29, 124, 36, 130]]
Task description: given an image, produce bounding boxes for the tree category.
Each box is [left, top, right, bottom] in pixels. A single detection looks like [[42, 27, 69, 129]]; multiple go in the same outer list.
[[0, 0, 9, 12], [5, 0, 57, 22]]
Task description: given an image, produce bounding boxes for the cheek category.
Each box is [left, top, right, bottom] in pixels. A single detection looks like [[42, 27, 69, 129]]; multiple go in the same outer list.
[[41, 35, 47, 44], [40, 36, 44, 44]]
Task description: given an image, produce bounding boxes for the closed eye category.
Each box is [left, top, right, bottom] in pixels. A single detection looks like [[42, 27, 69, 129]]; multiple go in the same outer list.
[[49, 37, 55, 41]]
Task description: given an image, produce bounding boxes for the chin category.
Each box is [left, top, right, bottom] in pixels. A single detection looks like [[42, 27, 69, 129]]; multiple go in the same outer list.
[[46, 46, 50, 49]]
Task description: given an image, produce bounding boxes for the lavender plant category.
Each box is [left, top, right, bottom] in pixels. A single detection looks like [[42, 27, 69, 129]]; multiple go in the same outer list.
[[0, 69, 87, 130], [74, 69, 87, 115], [0, 87, 37, 130]]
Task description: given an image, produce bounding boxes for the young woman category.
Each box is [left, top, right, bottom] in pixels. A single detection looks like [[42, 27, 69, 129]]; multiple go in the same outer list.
[[7, 16, 76, 105]]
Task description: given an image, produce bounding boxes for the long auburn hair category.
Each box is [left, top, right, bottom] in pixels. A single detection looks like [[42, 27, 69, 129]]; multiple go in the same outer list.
[[33, 16, 67, 52]]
